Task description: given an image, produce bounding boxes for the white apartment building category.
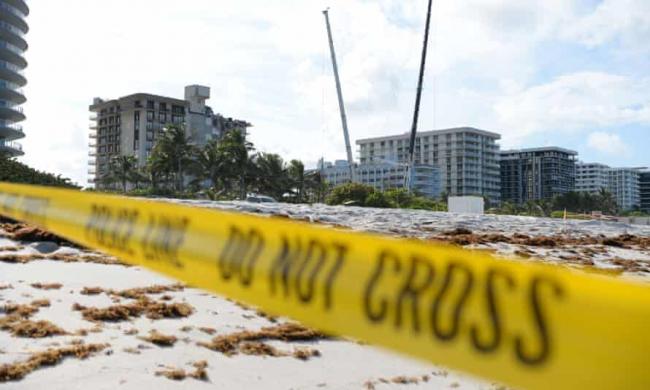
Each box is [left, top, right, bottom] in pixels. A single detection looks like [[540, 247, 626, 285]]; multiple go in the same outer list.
[[576, 163, 610, 193], [576, 162, 644, 211], [356, 127, 501, 204], [608, 168, 642, 211], [318, 160, 442, 198]]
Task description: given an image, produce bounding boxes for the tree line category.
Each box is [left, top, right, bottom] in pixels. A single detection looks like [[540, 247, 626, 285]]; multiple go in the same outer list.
[[0, 152, 77, 188], [99, 125, 328, 202], [491, 189, 620, 217]]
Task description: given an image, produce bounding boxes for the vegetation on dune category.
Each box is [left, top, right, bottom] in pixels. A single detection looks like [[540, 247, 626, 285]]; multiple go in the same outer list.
[[325, 183, 447, 211], [0, 152, 78, 188], [489, 189, 622, 217]]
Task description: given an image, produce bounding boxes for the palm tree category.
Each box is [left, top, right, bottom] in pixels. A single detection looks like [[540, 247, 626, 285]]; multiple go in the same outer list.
[[253, 152, 289, 200], [287, 159, 305, 202], [596, 188, 618, 215], [105, 155, 138, 192], [152, 125, 194, 191], [191, 139, 227, 192], [216, 129, 254, 199]]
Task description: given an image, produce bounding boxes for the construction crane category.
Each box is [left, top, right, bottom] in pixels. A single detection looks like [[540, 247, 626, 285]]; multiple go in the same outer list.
[[322, 8, 356, 182], [405, 0, 434, 192]]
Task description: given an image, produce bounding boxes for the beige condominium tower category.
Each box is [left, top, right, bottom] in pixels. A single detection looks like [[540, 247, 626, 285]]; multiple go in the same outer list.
[[88, 85, 250, 187]]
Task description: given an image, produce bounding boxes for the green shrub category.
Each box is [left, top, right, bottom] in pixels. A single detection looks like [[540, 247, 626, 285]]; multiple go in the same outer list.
[[364, 191, 394, 208], [325, 183, 376, 206], [384, 188, 414, 207]]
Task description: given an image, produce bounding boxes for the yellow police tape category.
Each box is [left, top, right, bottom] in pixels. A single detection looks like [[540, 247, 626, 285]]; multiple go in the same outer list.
[[1, 182, 649, 389]]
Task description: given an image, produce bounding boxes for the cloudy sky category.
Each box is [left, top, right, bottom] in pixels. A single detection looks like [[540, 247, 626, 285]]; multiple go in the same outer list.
[[19, 0, 650, 186]]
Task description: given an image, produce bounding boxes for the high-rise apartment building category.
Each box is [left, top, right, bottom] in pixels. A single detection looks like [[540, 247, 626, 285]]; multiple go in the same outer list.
[[88, 85, 250, 186], [318, 160, 441, 198], [356, 127, 501, 204], [640, 171, 650, 213], [575, 163, 610, 193], [500, 147, 577, 204], [576, 163, 644, 211], [0, 0, 28, 156], [607, 168, 642, 211]]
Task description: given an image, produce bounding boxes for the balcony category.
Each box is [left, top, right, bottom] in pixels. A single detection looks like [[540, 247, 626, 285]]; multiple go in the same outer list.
[[0, 21, 27, 50], [0, 121, 23, 140], [0, 84, 25, 104], [0, 140, 23, 156], [0, 105, 25, 121]]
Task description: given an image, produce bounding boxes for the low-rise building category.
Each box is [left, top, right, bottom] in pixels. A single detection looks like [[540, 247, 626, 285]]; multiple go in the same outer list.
[[500, 147, 577, 204], [318, 160, 442, 198], [88, 85, 250, 187]]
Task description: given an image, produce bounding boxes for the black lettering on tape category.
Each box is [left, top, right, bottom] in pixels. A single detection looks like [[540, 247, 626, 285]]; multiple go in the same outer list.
[[470, 268, 515, 353], [139, 213, 189, 268], [322, 243, 347, 310], [270, 236, 302, 298], [430, 262, 474, 341], [515, 276, 564, 366], [295, 240, 327, 303], [395, 255, 435, 333], [364, 250, 401, 323], [269, 235, 347, 310], [217, 226, 265, 286]]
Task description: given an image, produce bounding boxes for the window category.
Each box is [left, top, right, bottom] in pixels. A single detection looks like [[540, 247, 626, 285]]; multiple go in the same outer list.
[[147, 100, 155, 109]]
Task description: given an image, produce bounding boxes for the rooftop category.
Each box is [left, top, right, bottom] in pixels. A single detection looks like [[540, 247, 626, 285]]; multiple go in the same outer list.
[[500, 146, 578, 156], [356, 127, 501, 144]]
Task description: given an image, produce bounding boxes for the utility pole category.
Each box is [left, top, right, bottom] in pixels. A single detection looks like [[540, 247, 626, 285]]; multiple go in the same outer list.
[[406, 0, 433, 192], [323, 8, 355, 182]]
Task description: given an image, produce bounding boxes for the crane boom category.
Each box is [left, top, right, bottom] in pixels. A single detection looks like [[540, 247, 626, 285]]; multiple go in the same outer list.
[[323, 8, 355, 182], [406, 0, 434, 192]]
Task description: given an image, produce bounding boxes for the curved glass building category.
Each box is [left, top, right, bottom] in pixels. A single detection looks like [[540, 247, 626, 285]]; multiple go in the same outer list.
[[0, 0, 28, 157]]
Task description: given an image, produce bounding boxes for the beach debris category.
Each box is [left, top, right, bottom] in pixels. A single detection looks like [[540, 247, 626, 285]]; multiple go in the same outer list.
[[0, 343, 108, 382], [140, 330, 177, 347], [72, 297, 193, 322], [31, 282, 62, 290], [198, 322, 325, 359], [155, 361, 209, 381]]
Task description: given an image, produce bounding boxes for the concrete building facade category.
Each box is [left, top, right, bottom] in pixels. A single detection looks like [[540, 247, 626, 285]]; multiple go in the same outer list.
[[640, 171, 650, 213], [356, 127, 501, 204], [319, 160, 442, 198], [500, 147, 577, 204], [88, 85, 250, 186], [608, 168, 642, 211], [575, 162, 610, 193], [0, 0, 28, 157], [576, 163, 644, 211]]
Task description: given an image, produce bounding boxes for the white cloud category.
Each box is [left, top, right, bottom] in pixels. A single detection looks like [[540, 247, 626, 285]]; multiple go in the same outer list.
[[15, 0, 650, 185], [560, 0, 650, 49], [494, 72, 650, 145], [587, 131, 628, 155]]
